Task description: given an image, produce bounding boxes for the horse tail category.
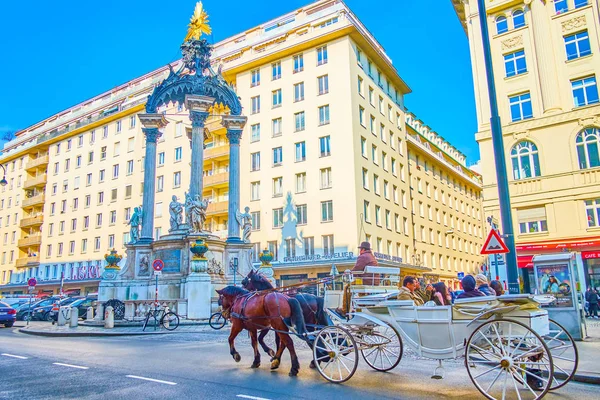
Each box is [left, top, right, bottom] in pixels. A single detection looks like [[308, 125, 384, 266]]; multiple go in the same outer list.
[[316, 296, 333, 327], [287, 297, 307, 339]]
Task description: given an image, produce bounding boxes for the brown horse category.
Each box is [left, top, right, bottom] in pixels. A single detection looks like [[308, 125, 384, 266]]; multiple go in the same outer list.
[[216, 285, 307, 376], [241, 269, 332, 368]]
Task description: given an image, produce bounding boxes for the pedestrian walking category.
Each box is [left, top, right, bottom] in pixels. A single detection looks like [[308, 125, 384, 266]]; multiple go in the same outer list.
[[586, 288, 599, 319]]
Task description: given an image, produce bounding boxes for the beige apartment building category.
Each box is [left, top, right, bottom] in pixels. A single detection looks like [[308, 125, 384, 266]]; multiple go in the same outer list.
[[0, 0, 484, 295], [452, 0, 600, 288]]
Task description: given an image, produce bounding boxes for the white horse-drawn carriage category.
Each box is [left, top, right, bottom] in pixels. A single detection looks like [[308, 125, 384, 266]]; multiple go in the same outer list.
[[311, 266, 578, 399]]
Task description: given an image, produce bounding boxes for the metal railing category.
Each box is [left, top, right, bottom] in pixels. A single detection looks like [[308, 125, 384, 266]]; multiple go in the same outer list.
[[22, 193, 45, 208]]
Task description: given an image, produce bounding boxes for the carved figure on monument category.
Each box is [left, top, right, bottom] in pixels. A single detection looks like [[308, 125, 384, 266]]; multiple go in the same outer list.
[[236, 206, 252, 243], [128, 207, 143, 244], [207, 259, 224, 275], [186, 193, 209, 233], [169, 195, 184, 231], [139, 255, 150, 275]]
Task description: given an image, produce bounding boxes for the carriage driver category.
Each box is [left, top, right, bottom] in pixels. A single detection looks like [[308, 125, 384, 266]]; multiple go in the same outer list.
[[351, 242, 380, 285]]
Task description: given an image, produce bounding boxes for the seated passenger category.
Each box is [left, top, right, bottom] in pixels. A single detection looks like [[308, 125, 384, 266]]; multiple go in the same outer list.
[[432, 282, 451, 305], [475, 274, 496, 296], [457, 275, 486, 299], [490, 280, 505, 296], [397, 276, 424, 305]]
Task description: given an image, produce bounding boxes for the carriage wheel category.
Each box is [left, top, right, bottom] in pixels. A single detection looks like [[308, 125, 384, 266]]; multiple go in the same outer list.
[[466, 319, 554, 400], [542, 319, 578, 390], [312, 326, 359, 383], [360, 323, 403, 372]]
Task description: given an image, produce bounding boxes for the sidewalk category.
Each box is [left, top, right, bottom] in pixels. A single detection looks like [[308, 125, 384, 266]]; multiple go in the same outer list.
[[578, 319, 600, 384], [18, 321, 213, 337]]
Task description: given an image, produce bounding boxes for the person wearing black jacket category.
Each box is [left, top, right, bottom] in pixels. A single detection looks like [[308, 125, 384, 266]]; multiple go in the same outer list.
[[586, 288, 599, 319]]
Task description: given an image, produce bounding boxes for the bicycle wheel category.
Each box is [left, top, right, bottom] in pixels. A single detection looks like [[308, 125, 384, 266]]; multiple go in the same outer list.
[[209, 312, 227, 330], [161, 311, 179, 331]]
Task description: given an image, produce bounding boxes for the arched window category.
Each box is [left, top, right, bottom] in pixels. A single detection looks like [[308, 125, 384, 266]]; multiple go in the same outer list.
[[576, 128, 600, 169], [511, 141, 541, 179], [496, 16, 508, 34], [512, 9, 525, 29]]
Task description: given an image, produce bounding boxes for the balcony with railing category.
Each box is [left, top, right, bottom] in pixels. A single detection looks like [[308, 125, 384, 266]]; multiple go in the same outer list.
[[23, 174, 47, 189], [18, 235, 42, 248], [22, 193, 45, 208], [204, 172, 229, 188], [16, 256, 40, 268], [204, 145, 229, 161], [207, 200, 228, 215], [20, 215, 44, 228], [25, 154, 49, 170]]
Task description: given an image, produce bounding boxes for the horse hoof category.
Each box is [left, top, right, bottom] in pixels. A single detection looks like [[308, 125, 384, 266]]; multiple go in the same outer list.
[[268, 349, 275, 358], [251, 363, 260, 369], [309, 360, 316, 369], [270, 359, 280, 370], [233, 353, 241, 363], [289, 370, 299, 377]]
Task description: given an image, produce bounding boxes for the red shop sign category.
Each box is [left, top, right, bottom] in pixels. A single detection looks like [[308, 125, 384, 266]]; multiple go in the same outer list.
[[582, 251, 600, 260]]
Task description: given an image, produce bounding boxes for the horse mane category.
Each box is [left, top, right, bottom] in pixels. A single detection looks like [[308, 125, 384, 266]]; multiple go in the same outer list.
[[222, 286, 249, 296], [252, 272, 274, 290]]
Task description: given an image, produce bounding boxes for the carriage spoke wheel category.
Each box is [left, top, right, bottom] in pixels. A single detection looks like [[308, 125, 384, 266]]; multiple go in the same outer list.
[[313, 326, 359, 383], [542, 319, 578, 390], [360, 323, 403, 372], [466, 319, 554, 400]]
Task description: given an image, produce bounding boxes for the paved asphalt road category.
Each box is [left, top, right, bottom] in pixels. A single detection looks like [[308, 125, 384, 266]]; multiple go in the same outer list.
[[0, 324, 598, 400]]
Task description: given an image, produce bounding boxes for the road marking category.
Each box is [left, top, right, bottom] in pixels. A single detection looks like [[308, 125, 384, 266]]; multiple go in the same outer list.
[[1, 353, 28, 359], [126, 375, 177, 385], [53, 362, 89, 370], [237, 395, 272, 400]]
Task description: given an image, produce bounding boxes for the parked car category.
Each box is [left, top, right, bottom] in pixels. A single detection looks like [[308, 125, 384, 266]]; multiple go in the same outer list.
[[32, 297, 83, 322], [0, 296, 34, 309], [0, 301, 17, 327], [49, 297, 96, 322], [16, 296, 63, 321]]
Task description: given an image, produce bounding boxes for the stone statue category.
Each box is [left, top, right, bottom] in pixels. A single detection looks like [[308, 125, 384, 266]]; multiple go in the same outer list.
[[236, 206, 252, 243], [186, 193, 209, 233], [128, 207, 142, 243], [169, 195, 184, 231], [139, 255, 149, 275]]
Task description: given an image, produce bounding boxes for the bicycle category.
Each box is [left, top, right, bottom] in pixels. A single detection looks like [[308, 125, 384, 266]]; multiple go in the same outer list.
[[209, 311, 227, 330], [142, 305, 180, 331]]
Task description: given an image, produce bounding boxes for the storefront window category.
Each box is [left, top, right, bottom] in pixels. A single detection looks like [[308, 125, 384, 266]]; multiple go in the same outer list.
[[584, 257, 600, 290]]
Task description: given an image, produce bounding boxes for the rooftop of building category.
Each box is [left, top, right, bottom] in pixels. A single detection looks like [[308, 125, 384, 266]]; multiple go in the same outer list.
[[450, 0, 468, 33]]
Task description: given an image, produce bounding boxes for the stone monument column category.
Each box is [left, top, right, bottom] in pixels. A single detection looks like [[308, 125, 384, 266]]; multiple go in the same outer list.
[[185, 95, 214, 199], [222, 116, 248, 243], [138, 114, 168, 244]]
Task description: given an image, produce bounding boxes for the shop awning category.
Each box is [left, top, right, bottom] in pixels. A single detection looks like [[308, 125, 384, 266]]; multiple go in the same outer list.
[[517, 255, 533, 269]]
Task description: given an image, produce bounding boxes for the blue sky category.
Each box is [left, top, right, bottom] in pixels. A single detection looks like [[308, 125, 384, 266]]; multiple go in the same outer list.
[[0, 0, 478, 162]]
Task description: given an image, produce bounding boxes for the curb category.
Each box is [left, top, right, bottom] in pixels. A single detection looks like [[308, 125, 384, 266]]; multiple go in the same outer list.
[[18, 328, 175, 337], [572, 373, 600, 385]]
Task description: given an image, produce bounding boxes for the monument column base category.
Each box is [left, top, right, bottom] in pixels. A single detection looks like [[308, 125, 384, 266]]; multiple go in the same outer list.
[[186, 259, 211, 319]]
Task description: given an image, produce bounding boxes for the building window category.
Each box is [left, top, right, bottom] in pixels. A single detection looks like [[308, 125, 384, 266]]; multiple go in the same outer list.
[[572, 76, 599, 107], [517, 207, 548, 234], [251, 124, 260, 142], [511, 140, 541, 179], [317, 45, 328, 65], [504, 50, 527, 77], [372, 145, 378, 164], [320, 168, 332, 189], [173, 171, 181, 188], [576, 127, 600, 169], [564, 31, 591, 60], [317, 75, 329, 95], [112, 164, 119, 179], [96, 213, 103, 227], [296, 204, 307, 225], [157, 175, 164, 192], [318, 105, 330, 125], [272, 177, 283, 197], [295, 172, 306, 193], [321, 200, 333, 222], [362, 168, 369, 189], [272, 147, 283, 166], [251, 96, 260, 114], [293, 54, 304, 73], [496, 15, 508, 34], [359, 106, 365, 126], [294, 82, 304, 102], [295, 142, 306, 162], [251, 68, 260, 87], [251, 211, 260, 230], [512, 9, 525, 29], [272, 61, 281, 80], [175, 147, 183, 161], [358, 76, 364, 96], [575, 0, 589, 7], [319, 136, 331, 157], [585, 198, 600, 227], [361, 137, 367, 158], [322, 234, 334, 255], [272, 118, 282, 137], [273, 208, 283, 228], [554, 0, 568, 13], [294, 112, 305, 132], [251, 152, 260, 171], [272, 89, 282, 108], [250, 181, 260, 201], [304, 237, 314, 256], [373, 174, 379, 195], [509, 92, 533, 122], [126, 160, 134, 175]]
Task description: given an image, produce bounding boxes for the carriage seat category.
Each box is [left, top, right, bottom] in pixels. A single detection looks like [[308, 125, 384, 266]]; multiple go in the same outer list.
[[452, 296, 500, 320]]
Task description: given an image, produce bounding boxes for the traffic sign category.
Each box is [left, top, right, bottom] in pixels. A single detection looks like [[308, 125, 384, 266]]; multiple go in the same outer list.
[[28, 277, 37, 287], [481, 230, 509, 255], [152, 259, 164, 272], [457, 272, 465, 280], [154, 270, 162, 276]]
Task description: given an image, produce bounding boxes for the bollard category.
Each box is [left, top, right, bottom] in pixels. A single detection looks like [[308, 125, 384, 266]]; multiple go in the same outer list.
[[86, 307, 94, 321], [70, 307, 79, 328], [163, 307, 170, 329], [58, 306, 70, 326], [104, 306, 114, 329]]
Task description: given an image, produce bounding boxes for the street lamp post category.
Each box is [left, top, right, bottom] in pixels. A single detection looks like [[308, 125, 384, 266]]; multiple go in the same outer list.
[[476, 0, 521, 294], [0, 164, 7, 187]]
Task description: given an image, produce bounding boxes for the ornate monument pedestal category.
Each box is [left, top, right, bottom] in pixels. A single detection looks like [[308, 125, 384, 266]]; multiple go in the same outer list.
[[186, 259, 212, 319]]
